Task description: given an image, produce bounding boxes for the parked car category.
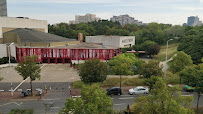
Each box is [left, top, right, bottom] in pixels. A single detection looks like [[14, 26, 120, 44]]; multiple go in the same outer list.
[[128, 86, 149, 95], [106, 87, 122, 95], [184, 85, 200, 92]]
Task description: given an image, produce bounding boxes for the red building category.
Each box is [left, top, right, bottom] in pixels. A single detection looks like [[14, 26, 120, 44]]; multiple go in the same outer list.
[[16, 43, 122, 64]]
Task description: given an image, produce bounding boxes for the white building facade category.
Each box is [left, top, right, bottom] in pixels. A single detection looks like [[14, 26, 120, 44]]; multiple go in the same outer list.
[[0, 17, 48, 43], [110, 14, 146, 26], [86, 36, 135, 48], [69, 13, 101, 24]]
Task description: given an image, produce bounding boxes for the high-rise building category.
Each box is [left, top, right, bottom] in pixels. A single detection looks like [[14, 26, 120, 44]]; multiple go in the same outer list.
[[0, 0, 7, 17], [69, 13, 101, 24], [110, 14, 147, 26], [187, 16, 202, 26]]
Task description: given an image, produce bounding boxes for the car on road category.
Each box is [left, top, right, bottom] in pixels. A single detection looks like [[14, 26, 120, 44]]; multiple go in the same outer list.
[[106, 87, 122, 95], [128, 86, 149, 95], [184, 85, 200, 92]]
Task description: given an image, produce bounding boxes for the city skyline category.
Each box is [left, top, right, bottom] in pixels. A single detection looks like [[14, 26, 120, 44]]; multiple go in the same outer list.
[[7, 0, 203, 25]]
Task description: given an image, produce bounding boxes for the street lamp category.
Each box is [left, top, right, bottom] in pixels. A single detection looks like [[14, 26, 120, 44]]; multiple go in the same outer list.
[[8, 42, 14, 96], [164, 39, 173, 80]]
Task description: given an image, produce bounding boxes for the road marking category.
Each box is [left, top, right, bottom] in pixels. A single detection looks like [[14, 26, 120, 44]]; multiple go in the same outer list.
[[114, 103, 126, 106], [0, 102, 23, 107], [43, 98, 61, 101], [119, 97, 134, 100], [181, 95, 193, 96], [51, 107, 60, 109]]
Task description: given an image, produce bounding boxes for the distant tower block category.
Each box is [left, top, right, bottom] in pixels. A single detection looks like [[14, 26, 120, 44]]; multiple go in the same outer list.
[[0, 0, 7, 17], [78, 33, 83, 42]]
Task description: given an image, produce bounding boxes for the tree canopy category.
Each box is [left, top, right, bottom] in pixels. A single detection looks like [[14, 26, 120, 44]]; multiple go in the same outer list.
[[60, 84, 113, 114], [79, 58, 109, 84], [15, 55, 41, 94], [132, 77, 194, 114], [170, 51, 193, 73], [178, 26, 203, 64], [108, 53, 142, 75], [139, 60, 163, 78]]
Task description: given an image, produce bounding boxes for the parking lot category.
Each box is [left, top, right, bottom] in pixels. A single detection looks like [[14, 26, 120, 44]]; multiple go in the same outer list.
[[0, 64, 80, 82]]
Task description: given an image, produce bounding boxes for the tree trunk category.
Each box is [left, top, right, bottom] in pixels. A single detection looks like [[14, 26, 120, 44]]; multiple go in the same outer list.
[[196, 93, 200, 113], [179, 77, 181, 86], [30, 80, 33, 95]]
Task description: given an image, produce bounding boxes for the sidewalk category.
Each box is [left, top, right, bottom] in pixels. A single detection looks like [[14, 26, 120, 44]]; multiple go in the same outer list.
[[0, 63, 18, 69], [0, 90, 50, 101]]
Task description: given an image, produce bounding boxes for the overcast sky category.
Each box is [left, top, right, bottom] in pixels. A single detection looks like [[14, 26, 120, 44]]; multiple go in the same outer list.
[[7, 0, 203, 25]]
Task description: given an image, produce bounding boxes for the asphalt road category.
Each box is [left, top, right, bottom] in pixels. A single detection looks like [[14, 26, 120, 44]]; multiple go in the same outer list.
[[112, 91, 203, 111], [0, 82, 202, 113]]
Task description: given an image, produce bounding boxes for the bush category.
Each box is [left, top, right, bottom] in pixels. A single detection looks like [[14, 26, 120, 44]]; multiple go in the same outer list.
[[122, 78, 145, 86], [8, 109, 33, 114], [0, 57, 17, 65], [71, 80, 84, 88], [166, 71, 180, 84]]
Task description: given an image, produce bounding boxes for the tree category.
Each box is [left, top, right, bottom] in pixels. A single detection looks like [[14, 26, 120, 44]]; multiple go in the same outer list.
[[139, 60, 163, 78], [169, 51, 193, 85], [170, 51, 193, 73], [108, 53, 142, 75], [15, 55, 41, 95], [60, 84, 113, 114], [144, 75, 159, 90], [179, 63, 203, 112], [109, 53, 142, 88], [79, 58, 108, 84], [132, 77, 194, 114], [139, 40, 161, 55]]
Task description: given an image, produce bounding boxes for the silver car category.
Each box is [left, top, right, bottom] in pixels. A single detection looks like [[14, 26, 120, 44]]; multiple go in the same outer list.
[[128, 86, 149, 95]]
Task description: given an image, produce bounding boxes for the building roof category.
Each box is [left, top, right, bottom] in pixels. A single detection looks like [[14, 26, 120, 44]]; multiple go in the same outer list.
[[5, 28, 75, 43], [16, 42, 120, 49]]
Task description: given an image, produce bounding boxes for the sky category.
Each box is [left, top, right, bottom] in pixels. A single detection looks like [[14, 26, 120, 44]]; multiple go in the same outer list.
[[7, 0, 203, 25]]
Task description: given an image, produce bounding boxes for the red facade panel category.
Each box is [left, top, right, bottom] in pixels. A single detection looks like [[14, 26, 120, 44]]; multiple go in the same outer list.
[[16, 47, 122, 64]]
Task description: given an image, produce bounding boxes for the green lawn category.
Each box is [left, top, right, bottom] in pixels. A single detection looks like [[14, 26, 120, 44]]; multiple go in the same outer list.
[[157, 43, 179, 61]]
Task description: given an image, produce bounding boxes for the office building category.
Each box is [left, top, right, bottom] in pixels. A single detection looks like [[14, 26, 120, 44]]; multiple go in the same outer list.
[[69, 13, 101, 24], [0, 17, 48, 43], [0, 0, 7, 17], [86, 35, 135, 48], [110, 14, 147, 26], [187, 16, 202, 26]]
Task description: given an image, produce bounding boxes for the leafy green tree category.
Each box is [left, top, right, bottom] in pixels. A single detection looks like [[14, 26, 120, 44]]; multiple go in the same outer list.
[[132, 77, 194, 114], [139, 40, 161, 55], [144, 75, 159, 90], [179, 63, 203, 111], [60, 84, 113, 114], [178, 27, 203, 64], [139, 60, 163, 78], [169, 51, 193, 85], [79, 58, 108, 84], [108, 53, 142, 75], [15, 55, 41, 95]]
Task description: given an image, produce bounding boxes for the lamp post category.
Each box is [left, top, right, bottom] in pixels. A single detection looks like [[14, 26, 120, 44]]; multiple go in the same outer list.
[[8, 42, 14, 96], [164, 39, 173, 80]]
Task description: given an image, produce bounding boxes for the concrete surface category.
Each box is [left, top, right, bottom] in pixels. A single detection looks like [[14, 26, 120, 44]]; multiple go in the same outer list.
[[0, 64, 80, 82]]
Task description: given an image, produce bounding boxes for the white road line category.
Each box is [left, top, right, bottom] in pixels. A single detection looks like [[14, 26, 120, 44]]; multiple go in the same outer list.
[[42, 98, 61, 101], [181, 95, 193, 96], [119, 97, 134, 100], [51, 107, 60, 109], [0, 102, 23, 107], [114, 103, 126, 106]]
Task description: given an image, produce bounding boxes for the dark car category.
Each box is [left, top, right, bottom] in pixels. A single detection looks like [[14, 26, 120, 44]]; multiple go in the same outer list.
[[106, 87, 122, 95]]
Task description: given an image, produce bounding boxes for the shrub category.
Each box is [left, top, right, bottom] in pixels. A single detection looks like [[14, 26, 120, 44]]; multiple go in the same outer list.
[[71, 81, 84, 88], [8, 109, 33, 114]]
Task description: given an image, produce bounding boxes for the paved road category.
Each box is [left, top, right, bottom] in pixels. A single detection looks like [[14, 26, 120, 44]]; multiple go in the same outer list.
[[0, 83, 202, 113], [112, 91, 203, 111]]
